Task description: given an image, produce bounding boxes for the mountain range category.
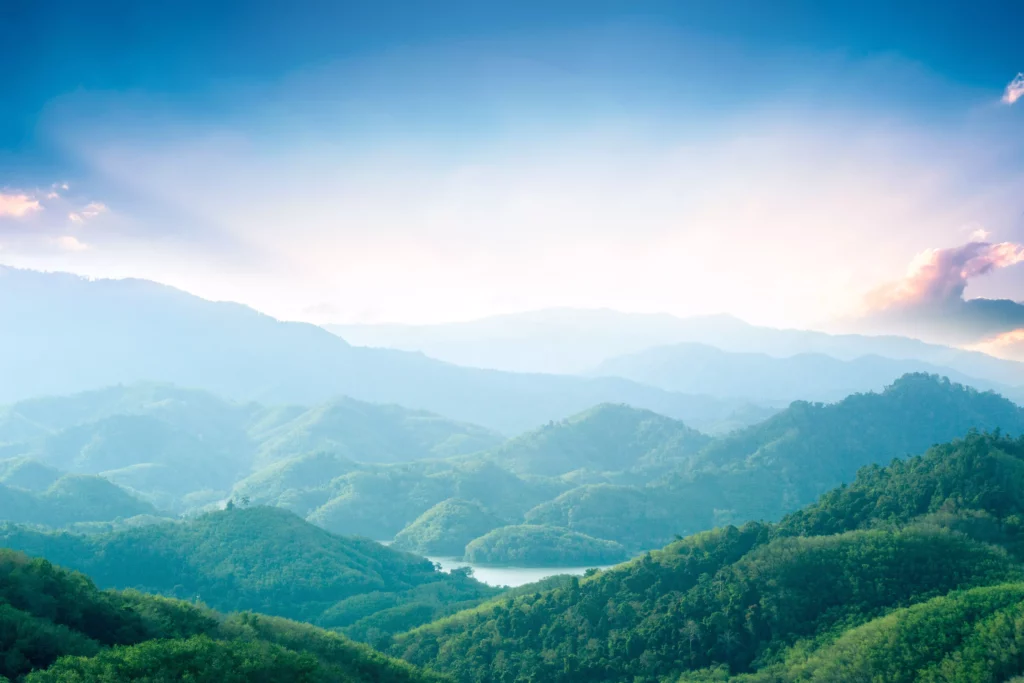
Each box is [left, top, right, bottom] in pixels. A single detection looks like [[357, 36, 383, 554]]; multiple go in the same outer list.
[[0, 268, 768, 434], [327, 307, 1024, 385]]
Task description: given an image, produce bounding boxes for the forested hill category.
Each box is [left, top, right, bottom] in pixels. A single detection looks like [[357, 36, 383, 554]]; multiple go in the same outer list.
[[0, 506, 499, 641], [475, 403, 711, 477], [0, 547, 446, 682], [674, 373, 1024, 522], [521, 374, 1024, 550], [389, 432, 1024, 682]]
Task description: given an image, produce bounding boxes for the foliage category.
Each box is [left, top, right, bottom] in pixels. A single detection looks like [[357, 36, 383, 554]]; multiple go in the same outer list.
[[389, 433, 1024, 682], [0, 546, 445, 682], [479, 403, 711, 477], [463, 525, 629, 566], [392, 499, 504, 557], [0, 506, 499, 640], [0, 475, 155, 528]]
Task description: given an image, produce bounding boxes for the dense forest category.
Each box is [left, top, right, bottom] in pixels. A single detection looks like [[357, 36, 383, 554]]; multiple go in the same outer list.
[[3, 376, 1024, 681], [0, 506, 500, 643], [2, 374, 1022, 566], [0, 546, 447, 681], [388, 433, 1024, 682]]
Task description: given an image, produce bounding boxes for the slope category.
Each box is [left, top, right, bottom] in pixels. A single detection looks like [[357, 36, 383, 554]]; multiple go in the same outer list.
[[0, 268, 769, 434], [327, 307, 1024, 385], [389, 432, 1024, 683], [591, 342, 1014, 402], [0, 546, 444, 682], [0, 474, 157, 527], [254, 397, 504, 468], [0, 505, 498, 639], [476, 403, 711, 477], [520, 374, 1024, 548]]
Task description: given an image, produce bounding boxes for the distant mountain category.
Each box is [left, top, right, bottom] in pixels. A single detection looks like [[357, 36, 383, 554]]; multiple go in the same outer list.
[[0, 546, 444, 682], [591, 342, 1020, 403], [253, 397, 504, 469], [0, 383, 513, 516], [0, 506, 499, 641], [0, 269, 767, 434], [475, 403, 711, 477], [524, 374, 1024, 548], [328, 307, 1024, 385], [0, 473, 157, 526]]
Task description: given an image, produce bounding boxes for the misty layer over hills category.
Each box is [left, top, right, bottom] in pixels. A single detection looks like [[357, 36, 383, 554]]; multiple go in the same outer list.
[[4, 267, 1024, 682], [0, 268, 770, 435], [327, 308, 1024, 385]]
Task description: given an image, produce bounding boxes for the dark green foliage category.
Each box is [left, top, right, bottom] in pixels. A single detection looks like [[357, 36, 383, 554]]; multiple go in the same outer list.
[[684, 374, 1024, 520], [305, 461, 565, 541], [731, 583, 1024, 683], [529, 375, 1024, 549], [392, 499, 504, 557], [0, 506, 499, 640], [463, 525, 629, 566], [390, 433, 1024, 682], [778, 431, 1024, 548], [0, 547, 444, 682]]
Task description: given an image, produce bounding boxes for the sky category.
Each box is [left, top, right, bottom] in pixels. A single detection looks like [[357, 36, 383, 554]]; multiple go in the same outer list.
[[1, 1, 1023, 351]]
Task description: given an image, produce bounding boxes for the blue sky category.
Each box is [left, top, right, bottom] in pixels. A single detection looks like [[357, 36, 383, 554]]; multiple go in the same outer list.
[[1, 1, 1023, 346]]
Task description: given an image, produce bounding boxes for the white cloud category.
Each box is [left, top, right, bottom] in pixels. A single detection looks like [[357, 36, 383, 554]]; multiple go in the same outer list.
[[51, 235, 89, 252], [1003, 73, 1024, 105], [0, 192, 42, 218], [68, 201, 108, 223]]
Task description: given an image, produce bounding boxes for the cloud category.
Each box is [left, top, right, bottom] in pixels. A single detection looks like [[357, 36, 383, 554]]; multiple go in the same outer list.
[[0, 193, 42, 218], [1003, 73, 1024, 105], [858, 238, 1024, 344], [868, 240, 1024, 310], [68, 201, 108, 223], [51, 235, 89, 252]]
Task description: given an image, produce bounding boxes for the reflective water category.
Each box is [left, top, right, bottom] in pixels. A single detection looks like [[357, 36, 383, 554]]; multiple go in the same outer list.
[[427, 556, 613, 587]]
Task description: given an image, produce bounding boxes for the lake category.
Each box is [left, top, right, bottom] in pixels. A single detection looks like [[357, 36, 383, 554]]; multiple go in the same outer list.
[[427, 556, 613, 588]]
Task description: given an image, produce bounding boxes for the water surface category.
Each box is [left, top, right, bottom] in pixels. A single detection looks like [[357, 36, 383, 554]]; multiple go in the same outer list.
[[428, 556, 613, 587]]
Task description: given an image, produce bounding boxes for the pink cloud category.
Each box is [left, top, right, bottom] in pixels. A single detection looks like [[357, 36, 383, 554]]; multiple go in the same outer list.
[[1004, 73, 1024, 105], [0, 193, 42, 218], [868, 239, 1024, 310], [968, 328, 1024, 361]]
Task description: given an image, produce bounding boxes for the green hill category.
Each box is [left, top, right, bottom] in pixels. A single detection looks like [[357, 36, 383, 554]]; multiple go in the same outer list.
[[478, 403, 711, 477], [463, 524, 630, 566], [392, 499, 504, 557], [305, 461, 566, 541], [521, 375, 1024, 549], [0, 384, 510, 518], [254, 398, 504, 469], [0, 474, 157, 527], [0, 456, 62, 491], [0, 505, 499, 640], [0, 546, 445, 682], [388, 432, 1024, 682], [731, 582, 1024, 683], [687, 373, 1024, 513]]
